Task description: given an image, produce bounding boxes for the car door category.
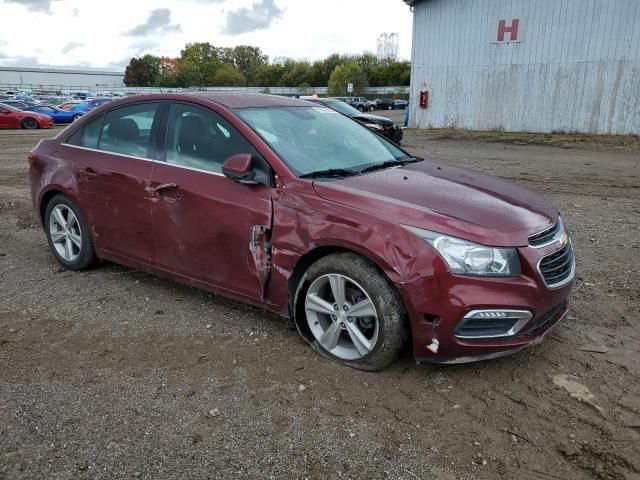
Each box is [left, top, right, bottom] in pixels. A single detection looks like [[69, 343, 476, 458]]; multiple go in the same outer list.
[[61, 101, 161, 264], [0, 108, 15, 128], [149, 101, 273, 300]]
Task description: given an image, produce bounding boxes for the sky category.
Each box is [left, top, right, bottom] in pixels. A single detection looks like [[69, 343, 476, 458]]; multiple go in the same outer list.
[[0, 0, 413, 71]]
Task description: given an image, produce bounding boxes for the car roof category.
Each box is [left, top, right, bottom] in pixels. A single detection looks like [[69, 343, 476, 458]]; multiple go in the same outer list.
[[104, 92, 312, 110], [187, 92, 313, 109]]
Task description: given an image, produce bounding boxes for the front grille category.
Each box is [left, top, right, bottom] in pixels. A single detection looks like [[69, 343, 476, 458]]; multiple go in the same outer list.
[[529, 222, 559, 247], [538, 243, 575, 287]]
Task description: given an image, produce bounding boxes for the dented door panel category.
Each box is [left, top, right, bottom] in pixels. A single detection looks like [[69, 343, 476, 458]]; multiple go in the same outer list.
[[150, 162, 272, 300]]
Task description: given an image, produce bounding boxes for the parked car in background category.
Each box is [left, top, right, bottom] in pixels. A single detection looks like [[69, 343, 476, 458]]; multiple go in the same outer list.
[[343, 97, 377, 112], [28, 105, 85, 124], [2, 99, 38, 111], [62, 98, 112, 117], [29, 92, 574, 370], [85, 97, 114, 110], [393, 99, 409, 110], [374, 98, 396, 110], [57, 100, 85, 111], [0, 103, 54, 129], [308, 97, 403, 144], [373, 98, 397, 110]]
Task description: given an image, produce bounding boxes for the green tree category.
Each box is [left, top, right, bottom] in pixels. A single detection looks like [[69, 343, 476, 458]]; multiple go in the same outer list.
[[213, 64, 246, 86], [123, 54, 161, 87], [327, 63, 368, 96], [281, 60, 311, 87], [231, 45, 268, 86]]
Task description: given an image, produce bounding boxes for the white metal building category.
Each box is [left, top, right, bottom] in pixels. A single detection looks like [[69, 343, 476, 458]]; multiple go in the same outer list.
[[0, 66, 124, 91], [405, 0, 640, 135]]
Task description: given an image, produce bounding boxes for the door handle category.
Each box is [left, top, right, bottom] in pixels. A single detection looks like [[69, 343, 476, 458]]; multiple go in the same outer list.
[[145, 183, 178, 194]]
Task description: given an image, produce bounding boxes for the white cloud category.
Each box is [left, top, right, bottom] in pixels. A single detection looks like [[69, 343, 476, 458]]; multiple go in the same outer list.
[[0, 0, 413, 69]]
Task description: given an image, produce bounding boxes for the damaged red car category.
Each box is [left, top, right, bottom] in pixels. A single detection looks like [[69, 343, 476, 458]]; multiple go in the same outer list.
[[28, 93, 575, 370]]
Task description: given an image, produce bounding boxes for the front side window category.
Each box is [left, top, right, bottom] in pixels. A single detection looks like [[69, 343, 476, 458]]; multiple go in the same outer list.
[[98, 103, 159, 158], [237, 106, 409, 177], [164, 102, 259, 174]]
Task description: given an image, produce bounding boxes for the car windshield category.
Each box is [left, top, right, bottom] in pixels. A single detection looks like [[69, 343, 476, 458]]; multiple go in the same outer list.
[[236, 106, 410, 177], [322, 100, 360, 116], [0, 103, 20, 112]]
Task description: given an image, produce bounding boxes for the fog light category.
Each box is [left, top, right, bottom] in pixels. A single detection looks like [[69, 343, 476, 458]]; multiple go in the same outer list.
[[455, 309, 532, 339]]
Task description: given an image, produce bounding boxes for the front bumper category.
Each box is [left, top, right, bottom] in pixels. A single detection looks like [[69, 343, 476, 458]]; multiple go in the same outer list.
[[399, 243, 575, 362]]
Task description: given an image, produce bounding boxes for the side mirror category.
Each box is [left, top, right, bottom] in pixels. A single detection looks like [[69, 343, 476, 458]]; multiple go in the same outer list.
[[222, 153, 258, 185]]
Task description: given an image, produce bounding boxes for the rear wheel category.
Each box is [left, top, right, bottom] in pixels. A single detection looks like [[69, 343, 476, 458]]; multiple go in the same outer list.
[[299, 253, 406, 371], [21, 117, 38, 129], [357, 105, 364, 112], [44, 194, 96, 270], [387, 105, 393, 110]]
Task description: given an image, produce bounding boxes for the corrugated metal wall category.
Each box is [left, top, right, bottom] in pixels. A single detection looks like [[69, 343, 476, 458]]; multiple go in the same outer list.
[[409, 0, 640, 134]]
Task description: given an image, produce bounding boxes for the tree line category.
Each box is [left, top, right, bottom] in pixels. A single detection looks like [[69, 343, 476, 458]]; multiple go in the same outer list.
[[123, 42, 411, 95]]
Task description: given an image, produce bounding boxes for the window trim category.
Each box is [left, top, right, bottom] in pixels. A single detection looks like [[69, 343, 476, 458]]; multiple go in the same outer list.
[[60, 143, 225, 177]]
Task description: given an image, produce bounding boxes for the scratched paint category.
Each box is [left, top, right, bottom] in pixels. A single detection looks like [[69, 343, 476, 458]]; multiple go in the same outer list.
[[408, 0, 640, 134]]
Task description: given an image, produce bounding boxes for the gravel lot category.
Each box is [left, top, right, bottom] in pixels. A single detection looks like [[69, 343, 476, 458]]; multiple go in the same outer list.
[[1, 124, 639, 480]]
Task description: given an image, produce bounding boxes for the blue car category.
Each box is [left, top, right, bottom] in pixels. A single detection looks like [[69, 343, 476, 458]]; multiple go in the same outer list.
[[28, 105, 85, 124], [67, 98, 113, 116]]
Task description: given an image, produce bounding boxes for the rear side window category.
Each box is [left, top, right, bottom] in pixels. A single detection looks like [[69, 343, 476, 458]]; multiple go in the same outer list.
[[98, 103, 159, 158], [64, 114, 103, 148], [81, 114, 103, 149]]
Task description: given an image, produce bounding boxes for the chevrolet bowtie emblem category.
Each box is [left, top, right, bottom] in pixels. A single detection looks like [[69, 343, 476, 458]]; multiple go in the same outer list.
[[559, 233, 569, 246]]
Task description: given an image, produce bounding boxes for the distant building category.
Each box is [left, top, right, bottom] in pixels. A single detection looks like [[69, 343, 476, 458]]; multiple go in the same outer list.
[[0, 66, 124, 91], [404, 0, 640, 135]]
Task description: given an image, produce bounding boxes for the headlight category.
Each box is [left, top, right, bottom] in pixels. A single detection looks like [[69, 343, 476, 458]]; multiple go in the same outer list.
[[403, 226, 521, 276], [364, 123, 383, 130]]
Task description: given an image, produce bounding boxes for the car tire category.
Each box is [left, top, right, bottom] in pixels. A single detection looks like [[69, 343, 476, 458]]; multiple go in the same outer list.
[[357, 105, 364, 112], [72, 114, 81, 122], [388, 105, 393, 110], [21, 117, 39, 129], [44, 194, 96, 271], [298, 252, 407, 371], [369, 106, 375, 112]]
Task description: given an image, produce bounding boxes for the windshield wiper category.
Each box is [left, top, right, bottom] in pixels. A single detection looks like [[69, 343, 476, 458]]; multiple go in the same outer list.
[[299, 168, 360, 179], [358, 156, 423, 174]]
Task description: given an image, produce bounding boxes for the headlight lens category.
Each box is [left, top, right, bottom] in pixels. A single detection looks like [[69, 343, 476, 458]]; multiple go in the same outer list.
[[403, 226, 521, 276], [364, 123, 384, 130]]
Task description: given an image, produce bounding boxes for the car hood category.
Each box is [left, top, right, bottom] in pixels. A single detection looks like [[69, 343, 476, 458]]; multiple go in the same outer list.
[[351, 113, 394, 126], [312, 159, 557, 247]]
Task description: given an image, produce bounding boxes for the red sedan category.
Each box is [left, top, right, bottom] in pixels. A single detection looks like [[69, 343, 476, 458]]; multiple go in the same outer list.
[[28, 93, 574, 370], [0, 103, 54, 129]]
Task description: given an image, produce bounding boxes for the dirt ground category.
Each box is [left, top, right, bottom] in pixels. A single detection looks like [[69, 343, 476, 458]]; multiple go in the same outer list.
[[1, 125, 639, 480]]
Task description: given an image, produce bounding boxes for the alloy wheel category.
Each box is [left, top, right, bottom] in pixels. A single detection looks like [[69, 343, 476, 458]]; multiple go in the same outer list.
[[49, 205, 82, 262], [305, 273, 379, 360]]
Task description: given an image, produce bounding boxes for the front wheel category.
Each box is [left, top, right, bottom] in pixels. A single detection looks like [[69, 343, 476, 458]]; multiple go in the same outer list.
[[21, 117, 39, 129], [387, 105, 393, 110], [369, 105, 375, 112], [299, 253, 406, 371], [72, 114, 81, 122], [44, 194, 96, 270]]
